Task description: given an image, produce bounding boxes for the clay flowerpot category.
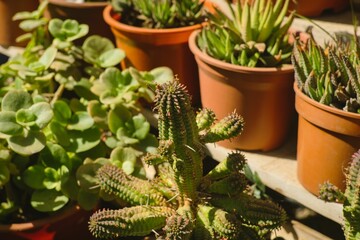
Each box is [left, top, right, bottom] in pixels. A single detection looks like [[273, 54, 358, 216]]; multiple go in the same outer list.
[[0, 205, 95, 240], [0, 0, 39, 47], [102, 4, 202, 106], [46, 0, 114, 43], [289, 0, 349, 17], [189, 30, 296, 152], [294, 83, 360, 196]]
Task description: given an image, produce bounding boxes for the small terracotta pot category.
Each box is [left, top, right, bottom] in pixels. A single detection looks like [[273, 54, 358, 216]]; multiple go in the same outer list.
[[294, 83, 360, 196], [46, 0, 114, 43], [102, 5, 202, 107], [0, 0, 39, 47], [0, 205, 95, 240], [189, 30, 296, 152], [289, 0, 349, 17]]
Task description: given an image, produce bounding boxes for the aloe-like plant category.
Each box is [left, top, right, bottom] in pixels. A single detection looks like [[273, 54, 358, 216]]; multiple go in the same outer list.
[[88, 80, 287, 239], [0, 0, 173, 223], [319, 149, 360, 240], [110, 0, 205, 28], [196, 0, 295, 67], [292, 31, 360, 113]]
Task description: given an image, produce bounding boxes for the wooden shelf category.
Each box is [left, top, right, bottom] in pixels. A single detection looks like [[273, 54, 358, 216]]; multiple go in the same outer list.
[[205, 139, 344, 225]]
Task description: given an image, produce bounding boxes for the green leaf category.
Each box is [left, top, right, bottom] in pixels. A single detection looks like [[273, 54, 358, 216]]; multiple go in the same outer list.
[[132, 114, 150, 140], [8, 130, 46, 155], [31, 189, 69, 212], [43, 167, 60, 190], [110, 147, 138, 175], [67, 111, 94, 131], [16, 109, 37, 127], [49, 121, 71, 147], [23, 165, 45, 189], [53, 100, 72, 124], [67, 127, 101, 153], [19, 19, 47, 32], [0, 112, 23, 135], [76, 159, 109, 193], [98, 49, 125, 68], [2, 90, 32, 112], [0, 164, 10, 187], [150, 67, 174, 84], [82, 35, 116, 64], [38, 46, 57, 70], [29, 102, 54, 129], [40, 142, 71, 169], [108, 105, 131, 134]]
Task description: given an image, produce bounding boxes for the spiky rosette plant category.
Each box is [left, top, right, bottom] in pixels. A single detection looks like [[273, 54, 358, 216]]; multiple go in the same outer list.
[[88, 80, 287, 239], [319, 149, 360, 240]]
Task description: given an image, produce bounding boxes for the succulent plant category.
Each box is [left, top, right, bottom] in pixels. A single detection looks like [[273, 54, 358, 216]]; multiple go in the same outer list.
[[196, 0, 295, 67], [292, 32, 360, 113], [319, 149, 360, 240], [0, 0, 173, 223], [88, 80, 287, 239], [110, 0, 205, 28]]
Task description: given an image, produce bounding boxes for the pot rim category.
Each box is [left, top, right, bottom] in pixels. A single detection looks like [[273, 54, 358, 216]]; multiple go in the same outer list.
[[103, 4, 204, 35], [294, 81, 360, 119], [188, 29, 294, 74], [0, 204, 81, 232], [48, 0, 108, 8]]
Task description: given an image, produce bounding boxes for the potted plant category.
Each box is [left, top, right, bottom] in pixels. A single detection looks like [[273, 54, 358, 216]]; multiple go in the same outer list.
[[0, 1, 173, 239], [44, 0, 114, 43], [0, 0, 39, 47], [291, 30, 360, 196], [319, 149, 360, 239], [189, 0, 297, 151], [102, 0, 209, 106], [88, 80, 287, 239]]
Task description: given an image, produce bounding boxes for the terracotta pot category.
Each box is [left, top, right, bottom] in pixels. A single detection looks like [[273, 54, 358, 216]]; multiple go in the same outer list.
[[294, 83, 360, 196], [46, 0, 114, 43], [189, 30, 296, 152], [0, 0, 39, 47], [288, 0, 349, 17], [0, 205, 95, 240], [102, 4, 202, 107]]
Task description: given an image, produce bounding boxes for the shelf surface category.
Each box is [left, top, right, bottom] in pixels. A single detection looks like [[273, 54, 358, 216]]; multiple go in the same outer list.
[[205, 138, 344, 225]]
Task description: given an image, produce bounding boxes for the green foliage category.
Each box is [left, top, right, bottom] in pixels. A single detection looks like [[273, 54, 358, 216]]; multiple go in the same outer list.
[[292, 32, 360, 113], [319, 150, 360, 240], [89, 81, 287, 239], [110, 0, 205, 28], [0, 0, 173, 223], [196, 0, 295, 67]]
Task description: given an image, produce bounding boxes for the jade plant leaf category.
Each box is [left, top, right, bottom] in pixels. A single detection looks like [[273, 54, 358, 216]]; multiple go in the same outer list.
[[43, 167, 61, 190], [82, 35, 125, 67], [48, 18, 89, 42], [16, 109, 36, 127], [8, 130, 46, 155], [2, 90, 32, 112], [53, 100, 72, 125], [19, 19, 48, 32], [67, 127, 101, 153], [132, 114, 150, 140], [0, 112, 23, 135], [108, 105, 132, 134], [38, 46, 57, 70], [149, 66, 174, 84], [49, 121, 71, 147], [110, 146, 139, 175], [29, 102, 54, 129], [31, 189, 69, 212], [40, 142, 71, 170], [23, 165, 45, 189], [67, 111, 94, 131]]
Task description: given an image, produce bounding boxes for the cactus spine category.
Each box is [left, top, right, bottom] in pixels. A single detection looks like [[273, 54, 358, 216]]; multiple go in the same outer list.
[[89, 80, 287, 239]]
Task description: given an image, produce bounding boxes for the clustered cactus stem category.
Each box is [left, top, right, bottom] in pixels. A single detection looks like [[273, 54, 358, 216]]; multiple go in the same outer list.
[[319, 150, 360, 240], [89, 80, 287, 239]]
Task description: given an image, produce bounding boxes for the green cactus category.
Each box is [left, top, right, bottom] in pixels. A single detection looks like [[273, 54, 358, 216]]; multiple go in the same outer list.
[[319, 149, 360, 240], [89, 80, 287, 239]]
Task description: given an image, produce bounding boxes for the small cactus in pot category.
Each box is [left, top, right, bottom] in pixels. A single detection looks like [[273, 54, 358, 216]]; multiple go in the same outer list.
[[88, 80, 287, 239]]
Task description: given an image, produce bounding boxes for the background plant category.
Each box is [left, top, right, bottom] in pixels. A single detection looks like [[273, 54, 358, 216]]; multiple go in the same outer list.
[[196, 0, 295, 67], [88, 80, 287, 239], [292, 31, 360, 113], [110, 0, 205, 28], [0, 0, 173, 223], [319, 149, 360, 240]]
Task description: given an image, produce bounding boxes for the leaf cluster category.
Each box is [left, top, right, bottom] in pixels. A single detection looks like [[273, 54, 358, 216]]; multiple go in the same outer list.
[[196, 0, 295, 67], [110, 0, 205, 28], [0, 0, 173, 223]]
